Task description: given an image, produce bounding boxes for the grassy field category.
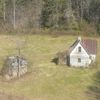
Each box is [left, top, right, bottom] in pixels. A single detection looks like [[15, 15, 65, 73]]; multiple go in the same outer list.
[[0, 34, 99, 100]]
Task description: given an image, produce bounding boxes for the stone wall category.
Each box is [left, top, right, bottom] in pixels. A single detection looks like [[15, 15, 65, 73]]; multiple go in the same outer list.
[[1, 56, 28, 80]]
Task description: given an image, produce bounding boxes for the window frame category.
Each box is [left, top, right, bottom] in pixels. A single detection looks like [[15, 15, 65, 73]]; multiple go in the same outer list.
[[78, 46, 81, 52], [78, 58, 81, 63]]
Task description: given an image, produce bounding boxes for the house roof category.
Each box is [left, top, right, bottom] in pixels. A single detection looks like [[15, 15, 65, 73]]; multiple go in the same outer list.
[[68, 40, 79, 54], [68, 38, 97, 55], [81, 39, 97, 54]]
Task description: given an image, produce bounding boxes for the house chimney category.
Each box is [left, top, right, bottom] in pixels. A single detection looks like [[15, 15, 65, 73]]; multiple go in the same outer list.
[[78, 36, 81, 41]]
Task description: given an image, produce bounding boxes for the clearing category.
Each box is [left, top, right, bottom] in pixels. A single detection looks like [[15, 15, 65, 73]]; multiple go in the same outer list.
[[0, 34, 99, 100]]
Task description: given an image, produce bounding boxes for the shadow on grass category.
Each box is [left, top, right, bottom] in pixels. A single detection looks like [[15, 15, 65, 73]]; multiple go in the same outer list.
[[87, 71, 100, 100], [51, 57, 59, 65]]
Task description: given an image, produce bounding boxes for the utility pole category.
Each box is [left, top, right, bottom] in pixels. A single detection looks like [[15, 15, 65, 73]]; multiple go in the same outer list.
[[16, 40, 26, 77], [16, 41, 21, 77], [17, 45, 21, 77]]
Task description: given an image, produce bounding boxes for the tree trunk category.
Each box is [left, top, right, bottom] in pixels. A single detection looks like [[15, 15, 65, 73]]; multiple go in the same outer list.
[[3, 0, 6, 21], [13, 0, 16, 29]]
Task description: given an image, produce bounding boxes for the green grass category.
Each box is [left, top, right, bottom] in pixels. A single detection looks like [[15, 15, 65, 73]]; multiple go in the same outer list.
[[0, 34, 99, 100]]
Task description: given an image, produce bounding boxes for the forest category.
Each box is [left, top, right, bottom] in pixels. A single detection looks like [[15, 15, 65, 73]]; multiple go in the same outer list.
[[0, 0, 100, 35]]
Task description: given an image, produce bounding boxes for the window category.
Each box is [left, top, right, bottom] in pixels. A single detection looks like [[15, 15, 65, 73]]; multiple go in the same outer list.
[[78, 46, 81, 52], [78, 58, 81, 63]]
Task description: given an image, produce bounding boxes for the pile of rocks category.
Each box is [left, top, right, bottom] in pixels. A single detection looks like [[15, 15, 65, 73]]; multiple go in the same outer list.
[[1, 56, 28, 80]]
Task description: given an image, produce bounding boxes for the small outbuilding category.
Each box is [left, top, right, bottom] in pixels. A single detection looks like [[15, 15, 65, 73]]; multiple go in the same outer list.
[[56, 37, 97, 67], [1, 56, 28, 80]]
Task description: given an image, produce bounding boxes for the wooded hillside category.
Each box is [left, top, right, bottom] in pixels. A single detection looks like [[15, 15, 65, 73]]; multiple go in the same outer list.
[[0, 0, 100, 35]]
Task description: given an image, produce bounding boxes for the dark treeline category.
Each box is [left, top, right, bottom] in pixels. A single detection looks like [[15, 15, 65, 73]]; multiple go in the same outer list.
[[0, 0, 100, 35]]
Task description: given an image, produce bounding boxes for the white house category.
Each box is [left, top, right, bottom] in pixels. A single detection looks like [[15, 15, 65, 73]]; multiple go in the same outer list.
[[67, 37, 97, 67]]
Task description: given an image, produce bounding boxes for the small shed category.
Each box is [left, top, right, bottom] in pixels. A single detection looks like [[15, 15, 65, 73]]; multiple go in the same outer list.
[[1, 56, 28, 80], [56, 37, 97, 67]]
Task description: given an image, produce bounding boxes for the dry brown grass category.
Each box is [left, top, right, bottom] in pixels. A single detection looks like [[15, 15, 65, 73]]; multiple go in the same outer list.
[[0, 34, 99, 100]]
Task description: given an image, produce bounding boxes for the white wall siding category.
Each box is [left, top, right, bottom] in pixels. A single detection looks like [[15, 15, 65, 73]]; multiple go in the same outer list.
[[70, 55, 91, 67], [70, 42, 91, 67]]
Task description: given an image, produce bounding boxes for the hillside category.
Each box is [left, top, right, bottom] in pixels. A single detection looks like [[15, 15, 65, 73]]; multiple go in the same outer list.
[[0, 34, 99, 100]]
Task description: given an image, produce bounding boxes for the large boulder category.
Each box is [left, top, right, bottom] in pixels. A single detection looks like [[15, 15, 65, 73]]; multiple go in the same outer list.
[[1, 56, 28, 80]]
